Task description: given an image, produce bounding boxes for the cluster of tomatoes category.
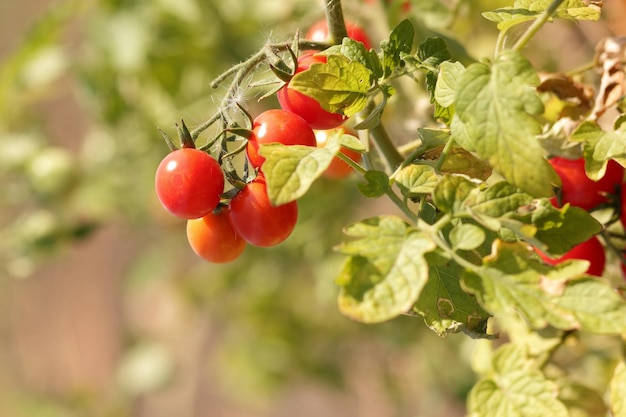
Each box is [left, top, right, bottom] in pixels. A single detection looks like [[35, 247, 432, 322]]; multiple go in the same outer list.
[[154, 19, 370, 263], [537, 157, 625, 277]]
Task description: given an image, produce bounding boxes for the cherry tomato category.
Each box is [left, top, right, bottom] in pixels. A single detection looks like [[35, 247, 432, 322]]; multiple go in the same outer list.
[[549, 157, 624, 211], [305, 19, 373, 50], [229, 176, 298, 247], [536, 236, 606, 277], [246, 109, 317, 169], [155, 148, 224, 219], [186, 206, 246, 263], [315, 128, 362, 179], [277, 53, 348, 130]]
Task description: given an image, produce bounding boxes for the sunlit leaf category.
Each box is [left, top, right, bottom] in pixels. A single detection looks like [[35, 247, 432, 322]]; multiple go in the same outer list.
[[260, 142, 339, 205], [451, 50, 560, 197], [289, 55, 372, 117], [571, 120, 626, 179], [462, 240, 626, 333], [483, 0, 602, 31], [394, 164, 439, 198], [336, 216, 436, 323], [468, 343, 568, 417]]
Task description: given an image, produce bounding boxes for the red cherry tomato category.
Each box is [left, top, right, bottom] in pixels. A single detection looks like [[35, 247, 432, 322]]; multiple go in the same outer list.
[[246, 109, 317, 169], [315, 128, 362, 179], [229, 176, 298, 247], [305, 19, 373, 50], [536, 236, 606, 277], [277, 53, 348, 130], [155, 148, 224, 219], [549, 157, 623, 211], [186, 206, 246, 263]]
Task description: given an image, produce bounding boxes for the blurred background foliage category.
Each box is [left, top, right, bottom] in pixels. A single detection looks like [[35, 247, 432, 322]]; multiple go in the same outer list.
[[0, 0, 625, 416]]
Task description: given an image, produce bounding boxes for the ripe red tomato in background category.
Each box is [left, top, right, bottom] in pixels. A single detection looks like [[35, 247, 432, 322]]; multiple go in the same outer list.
[[155, 148, 224, 219], [536, 235, 606, 277], [229, 176, 299, 247], [305, 19, 373, 50], [315, 128, 362, 179], [277, 52, 348, 130], [246, 109, 317, 169], [549, 157, 624, 211], [186, 206, 246, 263]]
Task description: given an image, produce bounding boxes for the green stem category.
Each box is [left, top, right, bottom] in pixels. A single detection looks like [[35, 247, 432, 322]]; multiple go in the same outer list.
[[387, 187, 419, 223], [433, 135, 456, 173], [512, 0, 566, 52], [324, 0, 348, 45], [336, 151, 367, 175], [370, 122, 404, 173], [565, 61, 596, 77]]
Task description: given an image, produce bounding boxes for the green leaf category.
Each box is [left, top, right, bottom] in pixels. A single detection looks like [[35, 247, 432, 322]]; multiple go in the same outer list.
[[381, 19, 414, 78], [435, 60, 465, 108], [260, 142, 339, 205], [289, 55, 372, 117], [511, 199, 603, 255], [432, 175, 477, 214], [323, 38, 383, 79], [462, 240, 626, 334], [611, 361, 626, 417], [468, 344, 569, 417], [336, 216, 436, 323], [451, 50, 559, 197], [413, 260, 490, 337], [466, 181, 533, 218], [571, 120, 626, 180], [417, 37, 451, 70], [394, 164, 439, 198], [483, 0, 602, 31], [450, 223, 486, 250], [358, 170, 390, 198]]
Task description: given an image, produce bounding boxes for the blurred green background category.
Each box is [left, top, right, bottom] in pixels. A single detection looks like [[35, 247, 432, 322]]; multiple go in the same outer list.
[[1, 0, 625, 416]]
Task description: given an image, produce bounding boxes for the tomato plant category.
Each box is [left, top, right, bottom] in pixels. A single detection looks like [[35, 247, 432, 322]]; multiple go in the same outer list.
[[549, 157, 624, 211], [536, 235, 606, 277], [154, 148, 224, 219], [186, 206, 246, 263], [277, 52, 348, 130], [123, 0, 626, 414], [228, 176, 298, 247], [305, 19, 372, 50], [245, 109, 317, 168]]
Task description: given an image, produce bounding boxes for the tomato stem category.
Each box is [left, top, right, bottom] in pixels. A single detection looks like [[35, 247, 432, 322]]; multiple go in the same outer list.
[[324, 0, 348, 45], [512, 0, 566, 53], [369, 121, 404, 173]]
